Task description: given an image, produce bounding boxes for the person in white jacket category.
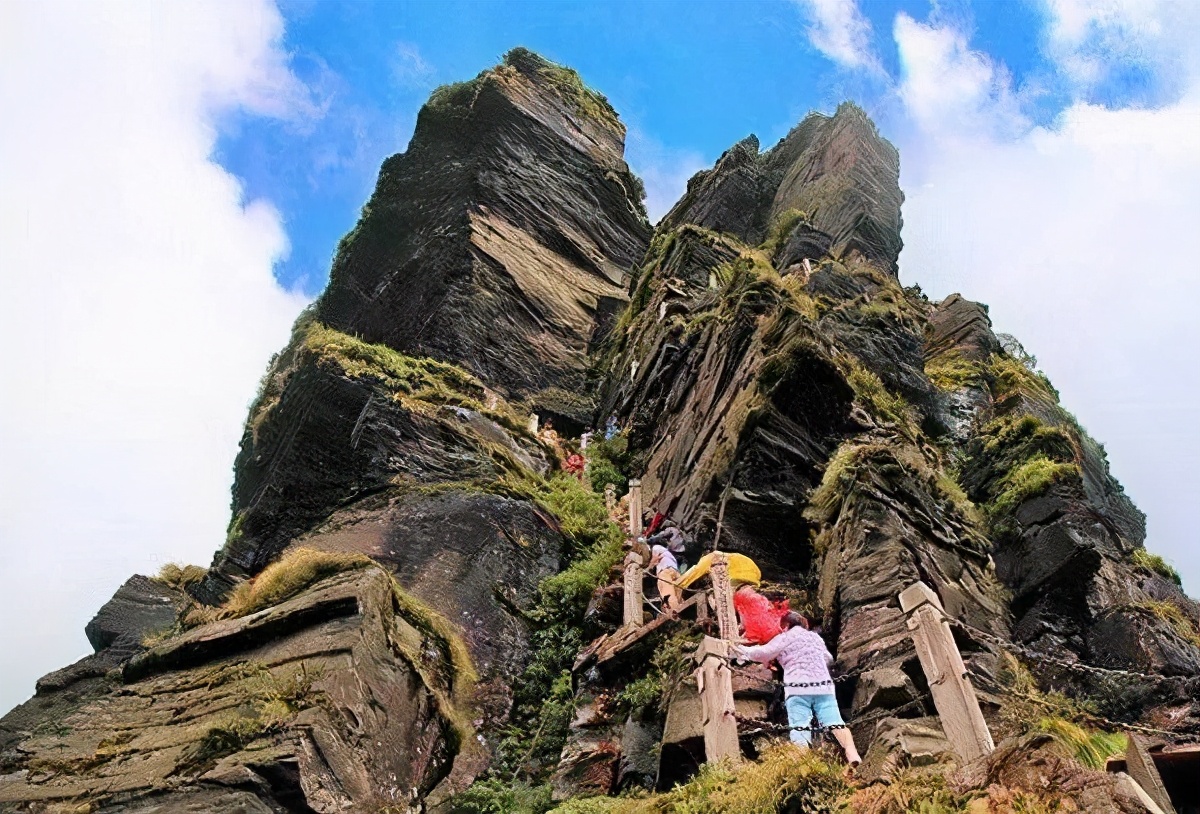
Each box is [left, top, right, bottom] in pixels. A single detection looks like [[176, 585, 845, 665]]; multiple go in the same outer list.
[[735, 612, 861, 766]]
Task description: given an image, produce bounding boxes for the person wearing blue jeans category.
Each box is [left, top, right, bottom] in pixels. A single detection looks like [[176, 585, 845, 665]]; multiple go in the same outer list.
[[735, 611, 862, 766]]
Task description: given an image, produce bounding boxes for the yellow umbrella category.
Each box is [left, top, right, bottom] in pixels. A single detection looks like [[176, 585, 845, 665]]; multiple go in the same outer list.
[[677, 551, 761, 588]]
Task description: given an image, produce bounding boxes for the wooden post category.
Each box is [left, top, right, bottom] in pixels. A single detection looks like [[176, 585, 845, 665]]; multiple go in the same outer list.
[[899, 581, 994, 762], [710, 553, 737, 642], [628, 479, 643, 537], [694, 636, 740, 763], [623, 555, 644, 629], [1125, 735, 1177, 814]]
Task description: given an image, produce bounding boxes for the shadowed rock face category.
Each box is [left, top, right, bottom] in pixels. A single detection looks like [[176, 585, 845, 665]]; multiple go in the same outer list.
[[316, 48, 651, 403], [0, 567, 467, 813]]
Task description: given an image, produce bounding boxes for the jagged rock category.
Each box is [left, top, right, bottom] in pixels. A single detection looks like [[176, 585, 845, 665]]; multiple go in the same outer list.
[[851, 666, 920, 717], [661, 103, 903, 274], [616, 717, 660, 791], [0, 565, 468, 812], [856, 716, 953, 782], [85, 575, 186, 653], [950, 734, 1153, 813], [317, 48, 650, 402]]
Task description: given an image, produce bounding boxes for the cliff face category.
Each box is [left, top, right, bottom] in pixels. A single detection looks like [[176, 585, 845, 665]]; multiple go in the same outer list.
[[3, 50, 1198, 814]]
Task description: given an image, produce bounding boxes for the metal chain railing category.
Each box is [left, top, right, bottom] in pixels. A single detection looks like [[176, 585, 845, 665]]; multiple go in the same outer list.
[[733, 695, 931, 739]]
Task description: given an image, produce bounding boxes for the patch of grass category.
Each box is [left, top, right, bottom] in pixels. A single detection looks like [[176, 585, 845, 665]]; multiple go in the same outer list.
[[190, 710, 279, 767], [1034, 717, 1127, 770], [849, 767, 969, 814], [1131, 548, 1182, 586], [225, 547, 373, 618], [925, 351, 984, 391], [846, 360, 914, 432], [303, 322, 484, 405], [445, 779, 555, 814], [1137, 600, 1200, 647], [586, 432, 631, 494], [427, 77, 482, 110], [154, 563, 207, 591], [760, 208, 807, 257], [617, 744, 849, 814], [988, 353, 1059, 408], [614, 674, 662, 720], [988, 455, 1080, 518]]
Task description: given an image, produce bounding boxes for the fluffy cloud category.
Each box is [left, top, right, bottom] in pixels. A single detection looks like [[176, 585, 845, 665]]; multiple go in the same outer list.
[[0, 1, 309, 712], [892, 7, 1200, 591], [792, 0, 883, 73]]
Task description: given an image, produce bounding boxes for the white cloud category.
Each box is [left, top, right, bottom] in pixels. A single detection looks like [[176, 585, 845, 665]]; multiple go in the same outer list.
[[792, 0, 883, 73], [623, 128, 709, 224], [892, 11, 1200, 592], [393, 41, 435, 89], [0, 1, 309, 712], [1042, 0, 1200, 95], [894, 13, 1029, 143]]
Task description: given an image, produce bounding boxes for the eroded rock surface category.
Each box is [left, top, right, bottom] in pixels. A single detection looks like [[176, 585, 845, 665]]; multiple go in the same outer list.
[[0, 566, 467, 813]]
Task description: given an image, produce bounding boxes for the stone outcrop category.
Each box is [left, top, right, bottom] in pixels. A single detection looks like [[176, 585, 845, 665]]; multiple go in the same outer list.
[[4, 48, 1198, 813], [316, 47, 650, 403], [0, 565, 469, 812]]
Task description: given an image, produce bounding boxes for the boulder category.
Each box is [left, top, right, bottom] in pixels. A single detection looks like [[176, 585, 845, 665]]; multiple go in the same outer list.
[[85, 575, 186, 653]]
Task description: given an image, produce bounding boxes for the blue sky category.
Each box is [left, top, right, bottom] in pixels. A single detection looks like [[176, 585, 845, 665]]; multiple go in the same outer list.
[[3, 0, 1199, 713]]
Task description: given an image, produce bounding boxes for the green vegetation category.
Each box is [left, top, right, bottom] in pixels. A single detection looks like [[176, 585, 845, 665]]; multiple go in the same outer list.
[[760, 208, 807, 257], [924, 351, 984, 391], [1035, 717, 1127, 770], [1131, 548, 1183, 586], [427, 77, 482, 111], [845, 361, 914, 432], [304, 322, 483, 404], [225, 547, 372, 618], [988, 455, 1081, 518], [445, 779, 555, 814], [585, 432, 632, 494], [605, 745, 848, 814], [614, 674, 662, 720], [987, 353, 1060, 408]]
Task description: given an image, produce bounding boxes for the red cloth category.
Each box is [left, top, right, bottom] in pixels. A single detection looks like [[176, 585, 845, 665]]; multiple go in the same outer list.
[[564, 454, 586, 477], [646, 512, 665, 537], [735, 588, 790, 645]]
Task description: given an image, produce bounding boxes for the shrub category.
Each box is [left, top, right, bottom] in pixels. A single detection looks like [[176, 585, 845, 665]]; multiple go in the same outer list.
[[586, 433, 631, 494], [614, 674, 662, 720], [845, 361, 913, 432], [225, 547, 372, 618], [1131, 548, 1182, 586], [760, 208, 807, 257]]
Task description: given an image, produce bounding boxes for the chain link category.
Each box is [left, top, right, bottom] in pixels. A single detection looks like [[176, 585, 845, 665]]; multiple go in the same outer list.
[[934, 606, 1195, 686], [733, 695, 931, 738]]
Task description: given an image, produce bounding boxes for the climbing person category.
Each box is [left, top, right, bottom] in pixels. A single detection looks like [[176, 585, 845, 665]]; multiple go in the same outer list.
[[604, 414, 619, 440], [646, 541, 682, 612], [645, 519, 690, 570], [734, 584, 790, 645], [734, 611, 862, 767], [645, 510, 665, 538]]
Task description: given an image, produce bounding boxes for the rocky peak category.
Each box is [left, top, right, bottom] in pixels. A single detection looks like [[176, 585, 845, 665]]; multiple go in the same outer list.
[[317, 48, 651, 404], [661, 101, 903, 275]]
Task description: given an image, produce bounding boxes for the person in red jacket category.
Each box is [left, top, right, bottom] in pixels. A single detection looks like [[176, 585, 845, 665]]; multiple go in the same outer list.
[[734, 584, 790, 644]]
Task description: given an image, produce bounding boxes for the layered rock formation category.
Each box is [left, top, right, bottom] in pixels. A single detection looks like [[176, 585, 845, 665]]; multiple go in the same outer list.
[[4, 49, 1197, 814]]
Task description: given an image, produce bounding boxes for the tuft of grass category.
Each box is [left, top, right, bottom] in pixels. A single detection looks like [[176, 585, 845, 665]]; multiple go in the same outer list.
[[1137, 600, 1200, 647], [1131, 548, 1182, 587], [155, 563, 207, 590], [988, 354, 1059, 407], [925, 352, 984, 391], [848, 767, 968, 814], [987, 455, 1080, 518], [303, 322, 484, 405], [760, 208, 807, 257], [225, 547, 373, 618], [1034, 717, 1127, 770], [585, 432, 631, 494], [846, 361, 914, 432], [616, 744, 849, 814], [445, 779, 555, 814]]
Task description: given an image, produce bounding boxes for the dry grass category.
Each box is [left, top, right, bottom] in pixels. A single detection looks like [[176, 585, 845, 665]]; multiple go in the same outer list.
[[1131, 548, 1182, 586], [1138, 600, 1200, 647], [925, 352, 984, 391], [154, 562, 207, 590], [225, 547, 372, 618]]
